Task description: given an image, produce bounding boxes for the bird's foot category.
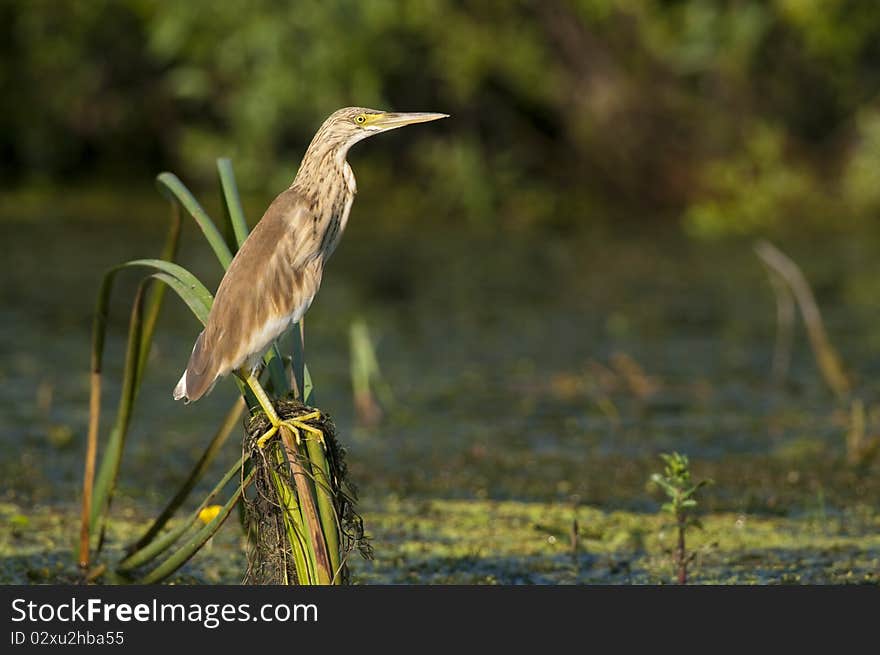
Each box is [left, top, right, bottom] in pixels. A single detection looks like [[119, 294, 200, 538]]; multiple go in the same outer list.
[[255, 411, 325, 450], [280, 412, 326, 449], [254, 424, 279, 449]]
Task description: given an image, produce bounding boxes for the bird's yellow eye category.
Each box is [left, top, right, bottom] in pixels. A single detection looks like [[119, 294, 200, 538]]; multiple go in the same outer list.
[[355, 114, 367, 125]]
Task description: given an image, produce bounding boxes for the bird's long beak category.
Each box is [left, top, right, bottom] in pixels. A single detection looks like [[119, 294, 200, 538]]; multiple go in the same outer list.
[[372, 112, 449, 131]]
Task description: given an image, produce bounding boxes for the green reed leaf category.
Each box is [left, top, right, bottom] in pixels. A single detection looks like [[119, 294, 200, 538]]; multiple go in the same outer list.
[[156, 172, 233, 270], [217, 158, 249, 249]]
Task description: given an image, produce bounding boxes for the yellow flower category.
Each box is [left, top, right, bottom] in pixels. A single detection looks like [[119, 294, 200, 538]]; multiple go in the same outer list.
[[198, 505, 222, 524]]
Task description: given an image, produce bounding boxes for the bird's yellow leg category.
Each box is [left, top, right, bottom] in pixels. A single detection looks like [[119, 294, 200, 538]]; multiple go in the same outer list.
[[243, 373, 282, 449], [243, 373, 325, 449], [244, 372, 281, 423]]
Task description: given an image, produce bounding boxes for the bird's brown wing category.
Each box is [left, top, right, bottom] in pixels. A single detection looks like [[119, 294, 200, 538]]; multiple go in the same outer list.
[[178, 188, 321, 401]]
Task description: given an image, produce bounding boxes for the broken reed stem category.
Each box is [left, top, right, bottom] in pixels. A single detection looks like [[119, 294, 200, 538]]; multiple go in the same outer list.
[[754, 240, 850, 399], [279, 426, 333, 585], [304, 435, 341, 582]]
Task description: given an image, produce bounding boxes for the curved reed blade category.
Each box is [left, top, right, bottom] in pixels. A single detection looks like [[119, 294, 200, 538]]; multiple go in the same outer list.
[[87, 260, 212, 420], [115, 259, 213, 324], [147, 271, 212, 325], [156, 172, 233, 269]]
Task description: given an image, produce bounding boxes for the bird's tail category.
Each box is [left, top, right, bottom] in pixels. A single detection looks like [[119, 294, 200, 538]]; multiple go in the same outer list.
[[172, 330, 218, 403], [172, 370, 190, 403]]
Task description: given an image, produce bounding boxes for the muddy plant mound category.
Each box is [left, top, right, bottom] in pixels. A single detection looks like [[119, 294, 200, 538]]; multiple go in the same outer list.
[[242, 399, 372, 584]]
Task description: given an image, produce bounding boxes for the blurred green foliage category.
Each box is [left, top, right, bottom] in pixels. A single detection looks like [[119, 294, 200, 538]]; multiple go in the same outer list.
[[3, 0, 880, 234]]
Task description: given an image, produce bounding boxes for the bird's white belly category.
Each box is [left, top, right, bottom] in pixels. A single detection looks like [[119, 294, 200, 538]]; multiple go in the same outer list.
[[234, 295, 315, 372]]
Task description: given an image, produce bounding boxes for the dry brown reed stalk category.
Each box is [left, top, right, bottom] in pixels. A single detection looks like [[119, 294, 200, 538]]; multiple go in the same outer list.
[[754, 240, 850, 399]]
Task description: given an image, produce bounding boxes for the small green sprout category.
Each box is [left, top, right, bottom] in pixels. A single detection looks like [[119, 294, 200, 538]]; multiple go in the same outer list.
[[650, 452, 712, 584]]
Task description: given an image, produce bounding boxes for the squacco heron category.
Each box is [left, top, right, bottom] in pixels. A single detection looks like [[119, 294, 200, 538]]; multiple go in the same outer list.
[[173, 107, 447, 445]]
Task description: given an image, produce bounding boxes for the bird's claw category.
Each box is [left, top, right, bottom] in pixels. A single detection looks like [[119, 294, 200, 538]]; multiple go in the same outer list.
[[255, 411, 325, 450], [255, 424, 279, 449]]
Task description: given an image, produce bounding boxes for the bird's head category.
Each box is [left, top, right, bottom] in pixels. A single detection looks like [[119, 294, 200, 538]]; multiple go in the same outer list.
[[318, 106, 449, 153]]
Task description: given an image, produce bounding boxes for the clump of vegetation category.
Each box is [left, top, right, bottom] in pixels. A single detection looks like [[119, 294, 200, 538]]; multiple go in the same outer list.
[[243, 399, 371, 585], [650, 452, 712, 584]]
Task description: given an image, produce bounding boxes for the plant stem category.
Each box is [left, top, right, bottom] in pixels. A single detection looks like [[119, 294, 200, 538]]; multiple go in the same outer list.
[[118, 454, 247, 572], [305, 436, 341, 582], [78, 369, 101, 570], [676, 510, 687, 585], [279, 426, 332, 584], [137, 469, 255, 584], [755, 240, 850, 398]]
